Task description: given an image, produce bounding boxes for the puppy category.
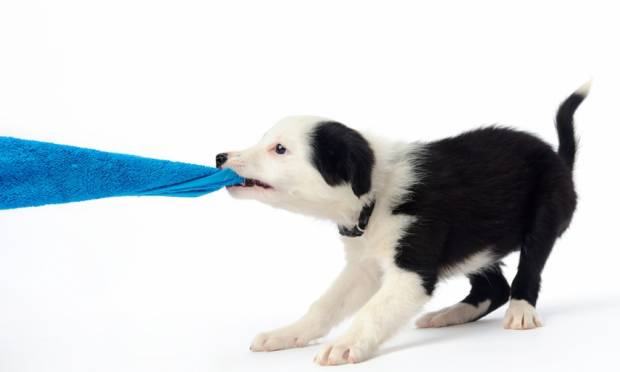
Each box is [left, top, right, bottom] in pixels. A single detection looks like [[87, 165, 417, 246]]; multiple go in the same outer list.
[[215, 83, 589, 365]]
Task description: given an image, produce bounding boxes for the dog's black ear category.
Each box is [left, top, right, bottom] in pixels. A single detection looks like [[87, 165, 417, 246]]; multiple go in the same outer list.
[[310, 121, 375, 197]]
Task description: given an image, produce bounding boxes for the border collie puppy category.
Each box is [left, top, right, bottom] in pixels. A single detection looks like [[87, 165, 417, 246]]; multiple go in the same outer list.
[[215, 83, 589, 365]]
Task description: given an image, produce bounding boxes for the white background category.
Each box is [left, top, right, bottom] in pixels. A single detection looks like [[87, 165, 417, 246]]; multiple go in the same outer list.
[[1, 1, 619, 371]]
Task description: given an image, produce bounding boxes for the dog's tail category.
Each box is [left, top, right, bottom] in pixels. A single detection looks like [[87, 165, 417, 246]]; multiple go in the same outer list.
[[555, 81, 590, 171]]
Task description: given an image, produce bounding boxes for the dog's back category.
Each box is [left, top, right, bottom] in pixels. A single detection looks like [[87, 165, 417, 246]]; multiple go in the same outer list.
[[394, 124, 576, 269]]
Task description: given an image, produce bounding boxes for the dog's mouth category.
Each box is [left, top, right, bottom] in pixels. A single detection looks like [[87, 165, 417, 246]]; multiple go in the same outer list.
[[229, 178, 273, 189]]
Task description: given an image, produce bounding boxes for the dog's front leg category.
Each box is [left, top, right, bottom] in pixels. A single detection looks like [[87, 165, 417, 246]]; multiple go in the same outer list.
[[314, 267, 431, 365], [250, 258, 381, 352]]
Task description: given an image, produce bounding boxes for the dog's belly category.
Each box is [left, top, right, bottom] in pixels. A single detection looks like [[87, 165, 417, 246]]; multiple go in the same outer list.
[[438, 249, 497, 279]]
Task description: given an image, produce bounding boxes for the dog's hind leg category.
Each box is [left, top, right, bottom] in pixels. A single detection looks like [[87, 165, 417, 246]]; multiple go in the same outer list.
[[416, 263, 510, 328], [503, 232, 554, 330], [504, 187, 574, 330]]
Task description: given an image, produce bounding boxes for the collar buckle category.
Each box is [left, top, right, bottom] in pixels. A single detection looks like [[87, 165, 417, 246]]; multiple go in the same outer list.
[[338, 200, 376, 238]]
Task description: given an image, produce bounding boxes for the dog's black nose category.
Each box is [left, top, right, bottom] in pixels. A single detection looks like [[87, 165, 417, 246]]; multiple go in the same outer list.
[[215, 153, 228, 168]]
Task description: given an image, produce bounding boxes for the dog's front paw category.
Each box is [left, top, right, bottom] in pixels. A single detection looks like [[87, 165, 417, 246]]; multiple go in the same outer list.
[[250, 323, 324, 352], [314, 337, 375, 366]]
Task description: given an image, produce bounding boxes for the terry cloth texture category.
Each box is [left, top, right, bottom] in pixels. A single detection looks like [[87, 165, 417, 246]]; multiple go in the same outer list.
[[0, 137, 243, 210]]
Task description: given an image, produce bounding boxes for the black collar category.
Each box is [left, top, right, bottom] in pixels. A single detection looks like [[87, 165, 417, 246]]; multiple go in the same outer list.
[[338, 200, 376, 237]]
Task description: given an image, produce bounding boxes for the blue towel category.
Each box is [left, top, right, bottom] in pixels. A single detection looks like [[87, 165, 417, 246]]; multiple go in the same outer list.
[[0, 137, 244, 210]]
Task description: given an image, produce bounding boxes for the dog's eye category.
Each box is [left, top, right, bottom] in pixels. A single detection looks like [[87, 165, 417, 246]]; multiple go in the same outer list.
[[275, 144, 287, 155]]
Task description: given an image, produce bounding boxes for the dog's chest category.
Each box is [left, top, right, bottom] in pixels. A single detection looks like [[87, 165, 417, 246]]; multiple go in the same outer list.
[[344, 211, 416, 267]]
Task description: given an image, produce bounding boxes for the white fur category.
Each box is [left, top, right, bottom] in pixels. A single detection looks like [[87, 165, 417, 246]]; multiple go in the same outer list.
[[575, 80, 592, 96], [439, 249, 497, 279], [503, 299, 543, 330], [416, 300, 491, 328]]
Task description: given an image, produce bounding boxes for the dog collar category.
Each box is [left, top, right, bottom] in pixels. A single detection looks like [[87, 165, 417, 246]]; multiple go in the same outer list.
[[338, 200, 376, 237]]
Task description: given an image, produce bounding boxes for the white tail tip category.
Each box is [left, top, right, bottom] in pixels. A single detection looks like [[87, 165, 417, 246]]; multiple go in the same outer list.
[[575, 80, 592, 96]]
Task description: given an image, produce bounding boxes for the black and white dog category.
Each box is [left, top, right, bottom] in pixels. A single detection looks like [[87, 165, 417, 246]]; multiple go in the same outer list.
[[215, 83, 589, 365]]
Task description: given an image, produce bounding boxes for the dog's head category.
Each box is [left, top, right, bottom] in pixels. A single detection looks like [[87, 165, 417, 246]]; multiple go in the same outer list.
[[216, 116, 375, 222]]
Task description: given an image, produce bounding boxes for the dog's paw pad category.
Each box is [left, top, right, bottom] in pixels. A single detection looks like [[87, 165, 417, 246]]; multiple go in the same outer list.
[[503, 299, 543, 330]]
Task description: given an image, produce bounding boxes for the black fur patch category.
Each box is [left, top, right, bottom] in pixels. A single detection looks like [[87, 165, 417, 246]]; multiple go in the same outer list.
[[392, 125, 578, 301], [462, 263, 511, 320], [309, 121, 375, 197]]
